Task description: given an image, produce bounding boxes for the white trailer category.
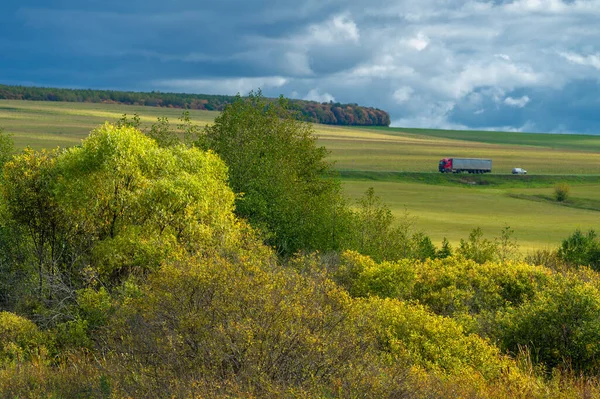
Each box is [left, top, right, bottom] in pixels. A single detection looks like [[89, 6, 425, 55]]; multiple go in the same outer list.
[[439, 158, 492, 174]]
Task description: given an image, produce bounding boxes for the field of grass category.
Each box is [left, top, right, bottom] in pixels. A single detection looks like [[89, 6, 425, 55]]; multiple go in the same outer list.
[[314, 124, 600, 175], [342, 180, 600, 252], [2, 99, 599, 253], [0, 100, 218, 150], [359, 126, 600, 152]]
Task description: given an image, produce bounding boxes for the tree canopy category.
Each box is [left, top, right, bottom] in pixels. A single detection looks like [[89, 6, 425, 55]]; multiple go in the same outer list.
[[200, 91, 354, 256]]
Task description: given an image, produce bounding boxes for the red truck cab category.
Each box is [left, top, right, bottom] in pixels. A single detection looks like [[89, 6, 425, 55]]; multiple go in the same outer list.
[[439, 158, 452, 173]]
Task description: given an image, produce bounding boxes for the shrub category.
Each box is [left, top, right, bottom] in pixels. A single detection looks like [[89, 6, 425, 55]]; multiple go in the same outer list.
[[334, 250, 415, 299], [362, 297, 509, 379], [525, 248, 564, 271], [0, 312, 44, 365], [457, 227, 498, 264], [496, 274, 600, 374], [105, 253, 399, 395], [558, 229, 600, 270], [554, 183, 570, 202], [411, 257, 550, 319]]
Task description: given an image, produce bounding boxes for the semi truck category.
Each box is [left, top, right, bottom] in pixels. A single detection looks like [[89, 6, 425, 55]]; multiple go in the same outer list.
[[438, 158, 492, 174]]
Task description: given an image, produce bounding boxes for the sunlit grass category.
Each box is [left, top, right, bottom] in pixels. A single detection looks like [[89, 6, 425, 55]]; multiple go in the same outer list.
[[343, 180, 600, 253], [0, 100, 218, 150]]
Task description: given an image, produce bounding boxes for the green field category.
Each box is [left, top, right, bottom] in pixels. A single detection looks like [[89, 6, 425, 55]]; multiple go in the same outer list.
[[0, 99, 219, 150], [2, 99, 599, 252]]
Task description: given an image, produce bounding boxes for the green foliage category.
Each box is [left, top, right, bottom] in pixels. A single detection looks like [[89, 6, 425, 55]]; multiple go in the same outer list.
[[106, 253, 405, 396], [201, 91, 352, 256], [411, 232, 437, 261], [147, 116, 180, 147], [1, 147, 66, 298], [76, 287, 112, 330], [525, 248, 563, 270], [0, 312, 44, 365], [335, 250, 415, 299], [0, 127, 14, 168], [362, 297, 508, 379], [496, 274, 600, 374], [411, 257, 551, 320], [54, 122, 238, 258], [53, 288, 112, 350], [178, 110, 203, 145], [558, 229, 600, 270], [340, 252, 550, 321], [351, 188, 438, 262], [496, 225, 520, 262], [0, 352, 109, 399], [554, 183, 571, 202], [458, 227, 498, 264], [353, 187, 397, 260], [115, 112, 141, 129], [436, 237, 453, 259], [0, 123, 243, 318]]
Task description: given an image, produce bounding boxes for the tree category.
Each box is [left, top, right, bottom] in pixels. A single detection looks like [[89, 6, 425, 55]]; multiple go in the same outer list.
[[558, 229, 600, 270], [0, 128, 14, 169], [199, 91, 352, 256], [52, 123, 240, 282], [554, 183, 570, 202], [354, 187, 395, 260], [2, 148, 66, 298], [352, 188, 436, 262], [457, 227, 498, 264], [436, 238, 453, 259], [147, 116, 180, 148], [0, 123, 245, 319], [496, 225, 520, 263]]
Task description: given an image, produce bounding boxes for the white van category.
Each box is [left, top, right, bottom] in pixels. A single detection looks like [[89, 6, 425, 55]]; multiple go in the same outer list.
[[512, 168, 527, 175]]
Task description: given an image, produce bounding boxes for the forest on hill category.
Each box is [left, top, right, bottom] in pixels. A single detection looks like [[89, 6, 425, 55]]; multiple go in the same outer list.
[[0, 84, 391, 127], [1, 93, 600, 398]]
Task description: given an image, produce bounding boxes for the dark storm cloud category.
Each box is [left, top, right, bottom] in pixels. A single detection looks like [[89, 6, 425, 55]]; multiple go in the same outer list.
[[2, 0, 600, 133]]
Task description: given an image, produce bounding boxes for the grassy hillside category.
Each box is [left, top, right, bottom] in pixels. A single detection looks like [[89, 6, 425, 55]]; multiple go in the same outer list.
[[2, 99, 599, 252]]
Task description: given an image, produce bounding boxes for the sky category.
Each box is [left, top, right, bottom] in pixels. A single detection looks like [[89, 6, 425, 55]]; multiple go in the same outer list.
[[2, 0, 600, 134]]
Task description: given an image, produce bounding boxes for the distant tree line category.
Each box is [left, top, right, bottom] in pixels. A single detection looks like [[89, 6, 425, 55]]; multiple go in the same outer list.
[[0, 84, 391, 126]]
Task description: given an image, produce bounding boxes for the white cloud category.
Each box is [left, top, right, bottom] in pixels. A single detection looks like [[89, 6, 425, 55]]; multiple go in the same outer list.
[[307, 13, 360, 45], [303, 88, 335, 103], [559, 52, 600, 70], [393, 86, 414, 103], [347, 63, 414, 79], [504, 0, 568, 13], [504, 95, 530, 108], [391, 101, 463, 130], [406, 32, 429, 51], [431, 61, 542, 99]]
